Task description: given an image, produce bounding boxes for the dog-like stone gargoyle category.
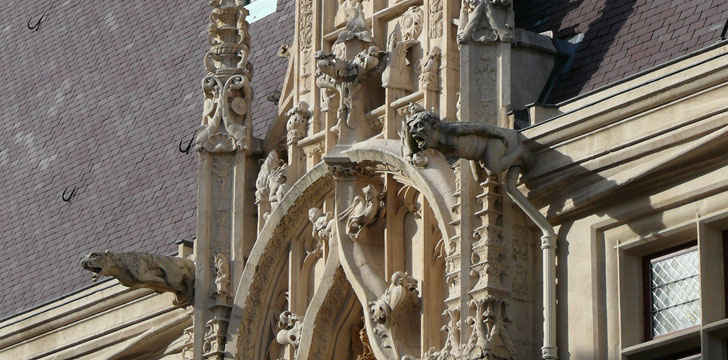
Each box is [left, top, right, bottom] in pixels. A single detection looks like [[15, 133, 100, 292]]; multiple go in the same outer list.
[[81, 251, 195, 306], [402, 103, 533, 177]]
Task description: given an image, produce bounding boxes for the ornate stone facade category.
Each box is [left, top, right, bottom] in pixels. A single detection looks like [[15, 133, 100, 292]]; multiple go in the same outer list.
[[5, 1, 728, 360]]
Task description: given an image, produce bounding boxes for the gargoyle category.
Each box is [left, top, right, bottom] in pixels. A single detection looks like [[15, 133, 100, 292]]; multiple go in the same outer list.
[[338, 184, 385, 241], [81, 251, 195, 306], [402, 103, 533, 177]]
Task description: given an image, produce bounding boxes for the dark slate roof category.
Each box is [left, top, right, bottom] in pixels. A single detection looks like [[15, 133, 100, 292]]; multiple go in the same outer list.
[[0, 0, 293, 320], [515, 0, 728, 103], [250, 1, 295, 139]]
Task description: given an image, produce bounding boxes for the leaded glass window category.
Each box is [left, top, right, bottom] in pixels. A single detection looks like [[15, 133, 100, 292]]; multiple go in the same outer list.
[[648, 245, 701, 338]]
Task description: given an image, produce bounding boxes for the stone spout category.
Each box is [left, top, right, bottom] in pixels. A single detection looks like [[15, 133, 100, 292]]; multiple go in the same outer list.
[[81, 251, 195, 306]]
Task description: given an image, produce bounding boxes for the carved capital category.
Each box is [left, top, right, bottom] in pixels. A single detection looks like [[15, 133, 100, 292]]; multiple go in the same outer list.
[[464, 296, 516, 359]]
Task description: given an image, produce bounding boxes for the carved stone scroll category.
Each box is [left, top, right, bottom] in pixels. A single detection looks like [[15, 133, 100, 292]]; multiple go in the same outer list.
[[197, 1, 253, 152]]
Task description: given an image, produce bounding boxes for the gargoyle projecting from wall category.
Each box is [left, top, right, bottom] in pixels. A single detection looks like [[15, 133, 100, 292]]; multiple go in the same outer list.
[[402, 103, 533, 177], [81, 251, 195, 306]]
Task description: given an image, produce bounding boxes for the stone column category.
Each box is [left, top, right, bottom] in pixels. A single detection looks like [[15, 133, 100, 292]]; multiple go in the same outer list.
[[457, 0, 517, 357], [194, 1, 256, 359]]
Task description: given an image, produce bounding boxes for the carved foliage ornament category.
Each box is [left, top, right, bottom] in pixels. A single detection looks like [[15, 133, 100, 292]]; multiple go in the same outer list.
[[464, 296, 516, 359], [429, 0, 444, 39]]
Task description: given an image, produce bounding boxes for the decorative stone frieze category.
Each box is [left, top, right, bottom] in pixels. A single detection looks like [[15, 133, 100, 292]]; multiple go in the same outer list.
[[338, 184, 386, 241], [80, 251, 195, 306], [457, 0, 515, 44]]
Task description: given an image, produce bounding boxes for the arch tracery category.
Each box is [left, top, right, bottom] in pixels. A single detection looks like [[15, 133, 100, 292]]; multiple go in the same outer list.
[[225, 143, 458, 359]]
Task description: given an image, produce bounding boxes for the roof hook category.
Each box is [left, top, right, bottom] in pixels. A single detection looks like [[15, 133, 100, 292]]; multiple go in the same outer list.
[[27, 15, 45, 31], [27, 0, 56, 32], [62, 187, 77, 202], [178, 133, 195, 154]]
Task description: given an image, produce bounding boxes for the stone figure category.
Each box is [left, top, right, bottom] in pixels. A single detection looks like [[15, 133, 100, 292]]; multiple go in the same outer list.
[[457, 0, 515, 44], [255, 150, 289, 217], [402, 103, 533, 177], [81, 251, 195, 306], [275, 311, 303, 349], [309, 207, 334, 256], [338, 184, 385, 241], [213, 253, 230, 297]]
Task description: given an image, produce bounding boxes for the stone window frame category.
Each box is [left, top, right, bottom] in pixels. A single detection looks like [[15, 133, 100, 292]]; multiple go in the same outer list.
[[618, 217, 728, 359], [641, 241, 700, 341]]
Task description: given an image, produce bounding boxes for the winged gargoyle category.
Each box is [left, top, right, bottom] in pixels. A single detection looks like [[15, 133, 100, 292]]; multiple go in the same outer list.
[[338, 184, 386, 241]]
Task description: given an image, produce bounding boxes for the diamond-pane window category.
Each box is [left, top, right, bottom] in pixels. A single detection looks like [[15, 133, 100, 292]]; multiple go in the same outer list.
[[648, 245, 700, 338]]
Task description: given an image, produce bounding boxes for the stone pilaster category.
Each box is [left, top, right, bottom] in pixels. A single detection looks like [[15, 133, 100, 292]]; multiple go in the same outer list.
[[194, 1, 256, 358]]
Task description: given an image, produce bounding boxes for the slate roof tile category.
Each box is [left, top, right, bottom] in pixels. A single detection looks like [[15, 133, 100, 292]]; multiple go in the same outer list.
[[0, 0, 294, 320], [515, 0, 724, 102]]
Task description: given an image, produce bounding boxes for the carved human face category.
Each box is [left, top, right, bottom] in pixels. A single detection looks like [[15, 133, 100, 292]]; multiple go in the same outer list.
[[409, 116, 436, 151]]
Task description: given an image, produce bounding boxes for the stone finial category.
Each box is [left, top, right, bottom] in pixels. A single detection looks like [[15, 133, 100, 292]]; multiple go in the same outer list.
[[81, 251, 195, 306], [196, 0, 253, 153]]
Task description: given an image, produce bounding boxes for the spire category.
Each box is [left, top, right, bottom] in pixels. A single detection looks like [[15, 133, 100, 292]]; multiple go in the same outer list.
[[196, 0, 254, 153]]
